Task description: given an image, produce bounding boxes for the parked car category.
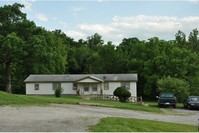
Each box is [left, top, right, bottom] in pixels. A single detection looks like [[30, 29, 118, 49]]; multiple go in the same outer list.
[[183, 96, 199, 110], [156, 92, 176, 108]]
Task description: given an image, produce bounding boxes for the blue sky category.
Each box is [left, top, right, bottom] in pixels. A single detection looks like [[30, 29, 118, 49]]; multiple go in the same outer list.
[[0, 0, 199, 45]]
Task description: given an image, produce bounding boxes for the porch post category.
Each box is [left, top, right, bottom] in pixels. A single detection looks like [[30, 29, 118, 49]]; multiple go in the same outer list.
[[100, 83, 103, 96]]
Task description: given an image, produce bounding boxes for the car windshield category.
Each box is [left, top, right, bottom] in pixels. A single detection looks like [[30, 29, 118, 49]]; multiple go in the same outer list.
[[190, 97, 199, 101], [160, 93, 174, 97]]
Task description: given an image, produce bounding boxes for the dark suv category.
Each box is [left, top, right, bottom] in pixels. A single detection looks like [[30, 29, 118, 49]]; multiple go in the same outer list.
[[157, 92, 176, 108]]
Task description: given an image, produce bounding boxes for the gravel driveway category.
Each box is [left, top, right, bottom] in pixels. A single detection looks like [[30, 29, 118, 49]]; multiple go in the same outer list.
[[0, 104, 198, 132]]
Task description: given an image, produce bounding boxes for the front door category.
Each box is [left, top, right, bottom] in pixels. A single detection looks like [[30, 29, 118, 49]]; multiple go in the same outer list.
[[92, 84, 98, 94], [83, 84, 90, 95]]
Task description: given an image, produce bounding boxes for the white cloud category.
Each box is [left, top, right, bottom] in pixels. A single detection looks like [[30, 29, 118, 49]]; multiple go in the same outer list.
[[66, 15, 199, 45], [21, 0, 34, 12], [78, 24, 118, 34], [35, 13, 48, 22], [112, 15, 181, 32], [180, 16, 199, 22], [66, 30, 87, 40]]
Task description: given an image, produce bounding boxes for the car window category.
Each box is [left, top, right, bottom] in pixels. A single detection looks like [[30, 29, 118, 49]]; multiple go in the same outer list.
[[190, 97, 199, 101], [160, 93, 173, 97]]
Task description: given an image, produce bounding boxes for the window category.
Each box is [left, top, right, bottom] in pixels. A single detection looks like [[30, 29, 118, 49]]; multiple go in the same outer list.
[[121, 82, 130, 90], [92, 84, 97, 92], [73, 83, 77, 90], [84, 84, 89, 92], [34, 84, 39, 90], [104, 82, 109, 90], [53, 83, 61, 90]]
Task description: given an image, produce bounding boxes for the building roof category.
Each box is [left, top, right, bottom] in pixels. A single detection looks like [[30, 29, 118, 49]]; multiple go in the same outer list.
[[24, 74, 138, 83], [75, 76, 104, 82]]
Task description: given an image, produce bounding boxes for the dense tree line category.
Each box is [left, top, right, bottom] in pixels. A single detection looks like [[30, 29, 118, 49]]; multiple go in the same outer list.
[[0, 3, 199, 100]]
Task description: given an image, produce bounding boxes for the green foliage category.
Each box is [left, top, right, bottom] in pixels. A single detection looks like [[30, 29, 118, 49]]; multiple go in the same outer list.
[[113, 87, 131, 103], [157, 76, 190, 102], [0, 3, 199, 101], [89, 117, 197, 132], [53, 87, 63, 98], [87, 33, 104, 51]]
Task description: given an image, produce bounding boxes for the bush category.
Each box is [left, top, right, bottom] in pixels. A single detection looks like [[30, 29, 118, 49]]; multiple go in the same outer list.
[[157, 76, 190, 102], [113, 86, 131, 103], [53, 87, 63, 97]]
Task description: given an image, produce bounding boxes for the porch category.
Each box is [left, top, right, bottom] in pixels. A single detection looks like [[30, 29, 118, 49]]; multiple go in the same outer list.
[[75, 76, 104, 96]]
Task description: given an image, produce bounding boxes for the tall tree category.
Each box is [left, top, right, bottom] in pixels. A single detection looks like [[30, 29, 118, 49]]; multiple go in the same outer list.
[[188, 28, 199, 52], [0, 33, 23, 93], [0, 3, 26, 36], [87, 33, 104, 51], [0, 3, 26, 93], [175, 30, 186, 48]]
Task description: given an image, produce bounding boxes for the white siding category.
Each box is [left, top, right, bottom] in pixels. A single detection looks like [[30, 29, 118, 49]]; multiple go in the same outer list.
[[26, 83, 54, 95], [103, 82, 120, 95], [103, 82, 137, 97], [26, 82, 76, 95], [26, 81, 137, 97], [62, 83, 76, 95], [78, 83, 101, 95], [130, 82, 137, 97]]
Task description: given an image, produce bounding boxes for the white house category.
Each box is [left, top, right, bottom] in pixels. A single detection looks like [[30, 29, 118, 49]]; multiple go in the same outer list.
[[24, 74, 138, 97]]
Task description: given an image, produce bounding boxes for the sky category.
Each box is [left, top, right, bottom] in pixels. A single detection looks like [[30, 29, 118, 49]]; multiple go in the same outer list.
[[0, 0, 199, 45]]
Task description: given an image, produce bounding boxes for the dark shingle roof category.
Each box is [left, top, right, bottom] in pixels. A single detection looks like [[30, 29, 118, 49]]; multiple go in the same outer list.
[[24, 74, 138, 83]]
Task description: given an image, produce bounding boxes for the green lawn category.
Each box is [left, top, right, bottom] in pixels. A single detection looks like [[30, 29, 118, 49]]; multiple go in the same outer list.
[[0, 91, 85, 106], [89, 117, 198, 132], [0, 91, 162, 113]]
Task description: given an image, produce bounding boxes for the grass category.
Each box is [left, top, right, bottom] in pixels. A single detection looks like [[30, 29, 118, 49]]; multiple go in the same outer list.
[[0, 91, 85, 106], [88, 99, 162, 113], [0, 91, 187, 114], [0, 91, 163, 113], [89, 117, 198, 132]]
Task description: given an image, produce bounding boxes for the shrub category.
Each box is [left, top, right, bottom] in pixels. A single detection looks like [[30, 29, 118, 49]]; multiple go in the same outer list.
[[157, 76, 190, 102], [113, 86, 131, 103], [53, 87, 63, 97]]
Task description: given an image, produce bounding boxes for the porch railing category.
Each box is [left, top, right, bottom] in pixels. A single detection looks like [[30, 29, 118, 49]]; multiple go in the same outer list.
[[88, 94, 142, 104]]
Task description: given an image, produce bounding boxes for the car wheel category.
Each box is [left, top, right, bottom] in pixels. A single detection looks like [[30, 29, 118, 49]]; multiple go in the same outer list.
[[158, 104, 161, 108], [173, 105, 176, 108]]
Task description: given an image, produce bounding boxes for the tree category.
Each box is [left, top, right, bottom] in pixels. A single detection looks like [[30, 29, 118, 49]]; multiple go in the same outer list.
[[188, 28, 199, 52], [175, 30, 186, 48], [113, 86, 131, 103], [97, 43, 116, 73], [87, 33, 104, 51], [119, 37, 140, 54], [188, 72, 199, 96], [67, 45, 94, 74], [0, 3, 26, 93], [0, 3, 26, 36], [157, 76, 190, 102], [0, 33, 23, 93]]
